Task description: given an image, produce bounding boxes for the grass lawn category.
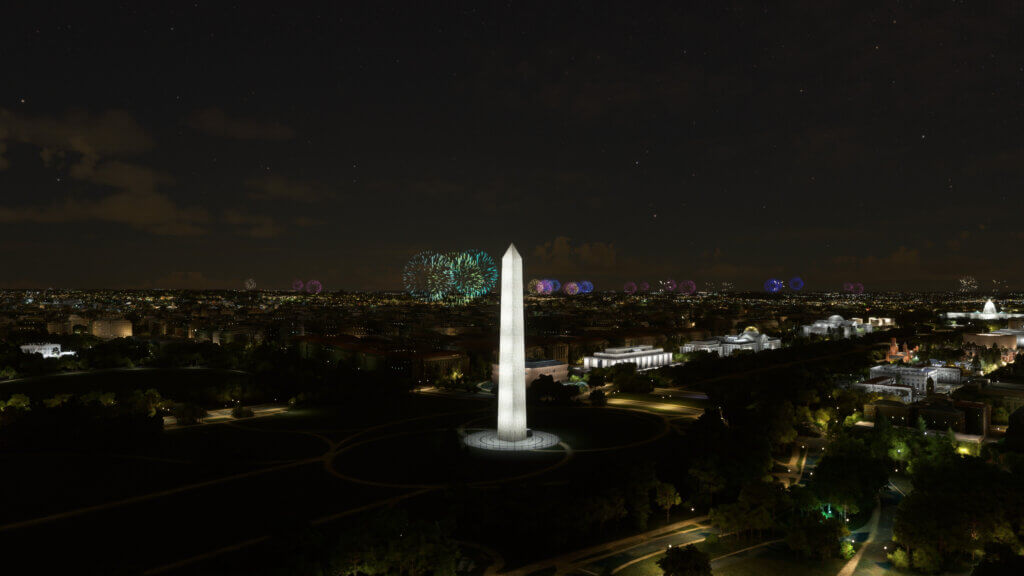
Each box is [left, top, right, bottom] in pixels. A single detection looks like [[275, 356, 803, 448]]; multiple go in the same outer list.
[[613, 392, 708, 410]]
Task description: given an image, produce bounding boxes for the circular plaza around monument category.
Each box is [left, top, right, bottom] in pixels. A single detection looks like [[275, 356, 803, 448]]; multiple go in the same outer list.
[[463, 429, 561, 451]]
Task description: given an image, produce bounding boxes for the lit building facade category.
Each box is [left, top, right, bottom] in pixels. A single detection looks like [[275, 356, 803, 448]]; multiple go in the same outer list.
[[583, 345, 672, 370], [20, 343, 76, 359], [680, 327, 781, 357], [91, 318, 133, 339], [962, 332, 1020, 351], [852, 375, 916, 402], [801, 315, 873, 338], [885, 338, 918, 363], [869, 364, 962, 395]]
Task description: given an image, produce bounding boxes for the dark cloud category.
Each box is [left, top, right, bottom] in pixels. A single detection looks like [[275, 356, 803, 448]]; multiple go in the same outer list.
[[246, 175, 328, 203], [0, 109, 207, 235], [531, 237, 617, 273], [0, 108, 153, 158], [149, 271, 224, 290], [224, 209, 284, 238], [188, 108, 294, 140]]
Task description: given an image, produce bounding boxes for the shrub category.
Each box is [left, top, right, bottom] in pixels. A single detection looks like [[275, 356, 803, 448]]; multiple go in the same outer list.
[[912, 547, 942, 574], [173, 403, 207, 426], [888, 548, 910, 569]]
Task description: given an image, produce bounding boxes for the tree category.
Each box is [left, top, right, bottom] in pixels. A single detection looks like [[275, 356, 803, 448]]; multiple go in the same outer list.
[[655, 482, 681, 523], [589, 388, 608, 406], [912, 546, 943, 574], [1005, 407, 1024, 452], [785, 516, 849, 560], [810, 435, 887, 519], [172, 403, 207, 426], [657, 544, 711, 576], [688, 460, 726, 508], [972, 544, 1024, 576], [617, 371, 655, 393], [528, 374, 576, 405]]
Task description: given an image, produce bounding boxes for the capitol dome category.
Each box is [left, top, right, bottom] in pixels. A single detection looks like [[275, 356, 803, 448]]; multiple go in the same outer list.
[[827, 315, 845, 323], [983, 300, 997, 315]]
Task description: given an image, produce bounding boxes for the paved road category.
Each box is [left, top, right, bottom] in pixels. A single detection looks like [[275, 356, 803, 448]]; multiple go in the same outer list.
[[578, 524, 714, 575], [506, 516, 711, 575], [847, 486, 902, 576], [163, 403, 289, 428]]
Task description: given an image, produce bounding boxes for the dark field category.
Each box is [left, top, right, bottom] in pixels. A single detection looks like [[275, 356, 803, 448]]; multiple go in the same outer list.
[[1, 371, 671, 575]]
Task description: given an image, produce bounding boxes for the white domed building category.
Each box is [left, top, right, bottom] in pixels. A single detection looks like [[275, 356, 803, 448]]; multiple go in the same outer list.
[[945, 299, 1024, 321], [681, 327, 781, 357], [801, 315, 873, 339]]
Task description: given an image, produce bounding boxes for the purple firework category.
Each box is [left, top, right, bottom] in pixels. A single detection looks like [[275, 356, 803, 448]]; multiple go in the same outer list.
[[540, 279, 554, 294], [678, 280, 696, 295], [843, 282, 854, 292], [852, 282, 865, 294], [764, 278, 783, 293], [545, 279, 562, 293], [579, 280, 594, 294], [563, 282, 580, 295], [623, 281, 637, 295], [291, 279, 304, 291], [306, 280, 322, 294], [638, 282, 650, 293]]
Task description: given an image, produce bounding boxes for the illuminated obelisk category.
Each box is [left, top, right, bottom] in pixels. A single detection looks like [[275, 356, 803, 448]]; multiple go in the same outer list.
[[497, 243, 528, 442]]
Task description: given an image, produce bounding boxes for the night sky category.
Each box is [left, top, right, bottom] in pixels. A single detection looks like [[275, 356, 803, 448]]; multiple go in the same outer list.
[[2, 2, 1023, 291]]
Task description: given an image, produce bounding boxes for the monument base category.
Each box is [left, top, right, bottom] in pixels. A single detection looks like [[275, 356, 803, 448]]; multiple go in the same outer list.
[[463, 429, 560, 451]]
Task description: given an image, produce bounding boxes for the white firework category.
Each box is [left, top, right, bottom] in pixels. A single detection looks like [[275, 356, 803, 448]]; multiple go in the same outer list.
[[958, 276, 978, 293]]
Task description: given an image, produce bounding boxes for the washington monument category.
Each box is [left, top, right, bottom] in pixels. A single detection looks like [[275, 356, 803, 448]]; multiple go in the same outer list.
[[497, 243, 527, 441]]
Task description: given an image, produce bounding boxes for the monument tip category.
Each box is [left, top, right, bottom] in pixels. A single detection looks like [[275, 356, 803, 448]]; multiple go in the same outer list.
[[504, 243, 520, 258]]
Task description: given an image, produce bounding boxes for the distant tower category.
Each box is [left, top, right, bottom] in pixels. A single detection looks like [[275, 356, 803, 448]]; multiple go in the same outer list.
[[497, 244, 527, 441]]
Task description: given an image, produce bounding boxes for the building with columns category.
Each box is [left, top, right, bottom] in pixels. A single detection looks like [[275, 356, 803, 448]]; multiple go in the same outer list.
[[583, 345, 672, 370], [869, 364, 962, 395]]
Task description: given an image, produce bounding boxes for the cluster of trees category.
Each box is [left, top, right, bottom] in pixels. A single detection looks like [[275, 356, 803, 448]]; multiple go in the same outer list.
[[891, 456, 1023, 573], [883, 413, 1024, 573], [658, 544, 711, 576], [0, 388, 168, 450], [988, 351, 1024, 380], [271, 509, 461, 576], [704, 471, 869, 561], [586, 362, 668, 393], [527, 374, 579, 405], [444, 457, 683, 560]]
